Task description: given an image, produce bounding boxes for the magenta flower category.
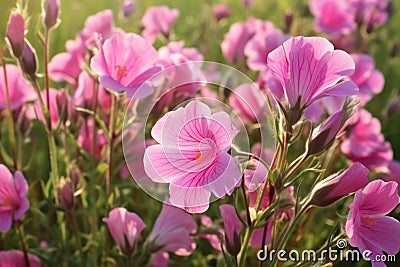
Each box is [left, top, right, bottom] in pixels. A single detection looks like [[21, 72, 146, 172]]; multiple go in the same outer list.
[[148, 252, 169, 267], [0, 164, 29, 232], [220, 204, 242, 256], [346, 180, 400, 266], [310, 0, 356, 35], [144, 101, 242, 213], [309, 162, 369, 207], [221, 21, 254, 63], [90, 32, 161, 98], [382, 161, 400, 184], [348, 54, 384, 105], [6, 12, 25, 58], [267, 36, 358, 110], [0, 64, 36, 111], [0, 250, 41, 267], [341, 109, 393, 170], [141, 6, 179, 43], [103, 207, 146, 255], [147, 204, 197, 256], [351, 0, 388, 29], [81, 9, 115, 49], [229, 83, 268, 123], [244, 21, 289, 71]]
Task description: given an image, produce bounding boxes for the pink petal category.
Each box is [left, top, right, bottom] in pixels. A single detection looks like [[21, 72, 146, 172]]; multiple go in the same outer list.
[[169, 183, 211, 213]]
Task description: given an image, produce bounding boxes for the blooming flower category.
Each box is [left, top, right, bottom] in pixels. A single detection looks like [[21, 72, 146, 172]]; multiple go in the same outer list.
[[348, 54, 384, 105], [351, 0, 388, 30], [141, 6, 179, 43], [81, 9, 115, 49], [309, 0, 356, 35], [0, 164, 29, 232], [103, 207, 146, 255], [341, 109, 393, 170], [0, 250, 41, 267], [26, 89, 62, 129], [77, 117, 108, 158], [221, 21, 254, 63], [309, 162, 369, 207], [0, 64, 36, 111], [220, 204, 242, 257], [147, 204, 197, 256], [90, 32, 161, 98], [382, 161, 400, 184], [346, 180, 400, 267], [267, 36, 358, 110], [6, 12, 25, 58], [144, 100, 242, 213]]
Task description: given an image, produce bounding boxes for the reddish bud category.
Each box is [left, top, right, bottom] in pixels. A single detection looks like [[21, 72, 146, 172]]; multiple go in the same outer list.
[[57, 178, 74, 211], [6, 12, 25, 58], [20, 40, 38, 79], [43, 0, 60, 29]]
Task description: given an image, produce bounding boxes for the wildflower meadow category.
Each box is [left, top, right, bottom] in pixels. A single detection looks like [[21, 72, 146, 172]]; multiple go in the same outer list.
[[1, 0, 400, 266]]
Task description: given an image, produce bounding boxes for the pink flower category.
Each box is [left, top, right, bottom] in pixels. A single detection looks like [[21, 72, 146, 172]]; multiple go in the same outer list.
[[6, 12, 25, 58], [220, 204, 242, 256], [348, 54, 384, 105], [0, 64, 36, 110], [221, 21, 254, 63], [141, 6, 179, 43], [309, 162, 369, 207], [196, 215, 222, 252], [346, 180, 400, 266], [0, 164, 29, 232], [77, 117, 108, 158], [81, 9, 115, 49], [382, 161, 400, 184], [0, 250, 41, 267], [229, 83, 268, 123], [351, 0, 388, 29], [148, 252, 169, 267], [103, 207, 146, 255], [341, 109, 393, 170], [244, 21, 289, 71], [310, 0, 356, 35], [267, 36, 358, 110], [43, 0, 60, 29], [90, 32, 161, 98], [144, 101, 242, 213], [26, 89, 62, 129], [148, 204, 197, 256], [121, 0, 135, 18]]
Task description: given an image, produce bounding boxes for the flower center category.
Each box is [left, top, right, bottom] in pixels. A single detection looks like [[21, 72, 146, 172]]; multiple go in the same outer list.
[[361, 216, 377, 226], [115, 65, 127, 80], [3, 196, 12, 206]]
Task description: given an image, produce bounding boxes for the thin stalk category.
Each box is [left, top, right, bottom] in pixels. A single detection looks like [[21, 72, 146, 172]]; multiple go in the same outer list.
[[238, 225, 254, 267], [241, 178, 252, 227], [106, 93, 118, 196], [68, 212, 84, 263], [0, 54, 18, 170], [15, 221, 31, 267], [48, 131, 59, 203], [44, 30, 52, 131]]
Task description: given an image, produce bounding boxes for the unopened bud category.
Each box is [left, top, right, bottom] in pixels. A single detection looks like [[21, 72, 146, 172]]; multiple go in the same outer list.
[[6, 12, 25, 58], [20, 40, 37, 79], [284, 11, 294, 33], [213, 4, 232, 22], [390, 42, 398, 58], [121, 0, 135, 18], [43, 0, 60, 29], [57, 178, 74, 211]]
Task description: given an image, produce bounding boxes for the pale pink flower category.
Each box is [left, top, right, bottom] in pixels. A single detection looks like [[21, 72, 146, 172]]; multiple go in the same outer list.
[[196, 215, 222, 252], [144, 101, 242, 213], [220, 204, 242, 256], [90, 32, 161, 98], [348, 54, 384, 105], [103, 207, 145, 255], [77, 117, 108, 158], [0, 164, 29, 232], [0, 64, 36, 110], [81, 9, 115, 49], [229, 83, 268, 123], [267, 36, 358, 110], [141, 6, 179, 43], [244, 21, 289, 71], [221, 21, 254, 63], [310, 0, 356, 35], [0, 250, 41, 267], [148, 204, 197, 256], [309, 162, 369, 207], [26, 89, 61, 129], [341, 109, 393, 170], [6, 12, 25, 58], [346, 180, 400, 267]]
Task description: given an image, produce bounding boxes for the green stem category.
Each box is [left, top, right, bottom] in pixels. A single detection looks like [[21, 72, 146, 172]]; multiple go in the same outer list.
[[15, 221, 31, 267], [48, 132, 59, 202], [44, 30, 52, 132], [238, 225, 254, 267], [68, 212, 84, 263]]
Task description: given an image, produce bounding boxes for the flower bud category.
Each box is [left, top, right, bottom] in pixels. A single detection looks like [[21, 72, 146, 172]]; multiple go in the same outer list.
[[213, 4, 232, 22], [309, 162, 369, 207], [20, 40, 38, 80], [284, 11, 294, 33], [308, 110, 344, 156], [57, 178, 74, 211], [121, 0, 135, 18], [219, 204, 242, 257], [43, 0, 60, 29], [6, 12, 25, 58]]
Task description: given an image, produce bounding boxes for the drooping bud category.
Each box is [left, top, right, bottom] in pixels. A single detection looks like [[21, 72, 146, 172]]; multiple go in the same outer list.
[[309, 162, 369, 207], [20, 40, 37, 80], [307, 110, 345, 156], [6, 12, 25, 58], [219, 204, 242, 257], [43, 0, 60, 30]]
